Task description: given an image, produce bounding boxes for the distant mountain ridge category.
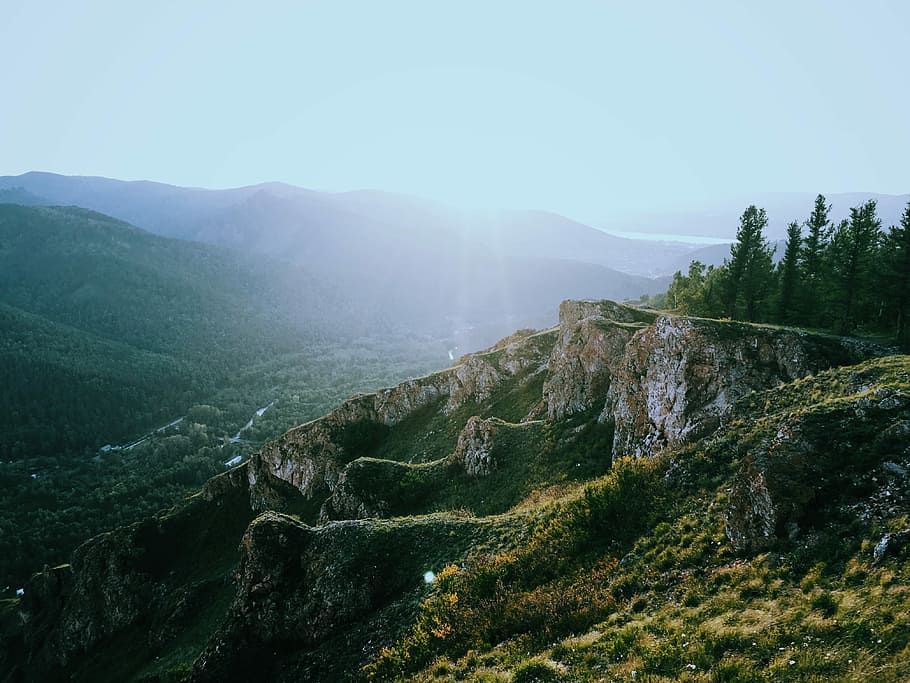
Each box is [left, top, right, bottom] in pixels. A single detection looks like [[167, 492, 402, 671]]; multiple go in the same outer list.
[[0, 171, 693, 277], [0, 202, 667, 456], [0, 173, 675, 339]]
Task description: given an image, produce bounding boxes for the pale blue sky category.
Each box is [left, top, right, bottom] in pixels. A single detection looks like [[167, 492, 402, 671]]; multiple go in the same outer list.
[[2, 1, 908, 220]]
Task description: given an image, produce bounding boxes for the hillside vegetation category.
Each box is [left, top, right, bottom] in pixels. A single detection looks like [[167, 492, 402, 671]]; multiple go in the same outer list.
[[1, 300, 906, 682]]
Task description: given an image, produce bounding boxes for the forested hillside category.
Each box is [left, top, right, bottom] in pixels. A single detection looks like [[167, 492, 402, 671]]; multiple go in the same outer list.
[[0, 203, 337, 461], [660, 195, 910, 348], [0, 204, 449, 589]]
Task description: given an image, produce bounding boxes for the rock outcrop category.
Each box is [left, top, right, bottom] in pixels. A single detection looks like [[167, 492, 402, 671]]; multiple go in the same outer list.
[[20, 526, 154, 672], [543, 300, 655, 421], [725, 383, 910, 553], [542, 302, 883, 460], [249, 302, 888, 517], [13, 482, 256, 680], [452, 416, 499, 477], [192, 512, 506, 682], [605, 316, 879, 458]]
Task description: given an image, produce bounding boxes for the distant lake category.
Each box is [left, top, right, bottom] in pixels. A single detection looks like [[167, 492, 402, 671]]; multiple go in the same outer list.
[[601, 229, 733, 245]]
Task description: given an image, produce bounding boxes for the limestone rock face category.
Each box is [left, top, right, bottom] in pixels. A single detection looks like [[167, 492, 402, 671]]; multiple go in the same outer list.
[[725, 387, 910, 553], [543, 300, 655, 421], [545, 318, 638, 420], [453, 416, 498, 477], [249, 329, 555, 511], [249, 412, 352, 510], [446, 356, 501, 412], [606, 316, 873, 458]]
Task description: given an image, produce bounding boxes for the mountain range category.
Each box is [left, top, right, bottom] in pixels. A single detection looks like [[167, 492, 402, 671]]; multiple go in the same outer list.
[[5, 173, 905, 282], [0, 172, 681, 338], [0, 171, 694, 274]]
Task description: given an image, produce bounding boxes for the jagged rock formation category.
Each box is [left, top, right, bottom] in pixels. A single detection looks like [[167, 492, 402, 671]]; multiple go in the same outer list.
[[543, 300, 654, 420], [605, 316, 876, 457], [10, 482, 256, 681], [21, 528, 149, 671], [2, 300, 901, 683], [545, 301, 881, 459], [250, 302, 886, 520]]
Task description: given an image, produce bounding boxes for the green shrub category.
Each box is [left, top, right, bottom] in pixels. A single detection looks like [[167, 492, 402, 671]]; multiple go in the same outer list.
[[710, 658, 762, 683], [810, 591, 838, 617], [511, 659, 561, 683]]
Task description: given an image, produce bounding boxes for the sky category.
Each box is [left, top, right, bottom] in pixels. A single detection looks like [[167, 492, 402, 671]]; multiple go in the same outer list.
[[2, 1, 908, 222]]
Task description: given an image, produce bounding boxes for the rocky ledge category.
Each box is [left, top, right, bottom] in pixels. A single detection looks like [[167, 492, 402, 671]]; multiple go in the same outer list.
[[247, 328, 556, 511], [191, 511, 511, 682]]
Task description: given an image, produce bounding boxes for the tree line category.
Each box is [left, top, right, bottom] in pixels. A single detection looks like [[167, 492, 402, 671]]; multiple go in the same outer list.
[[662, 195, 910, 348]]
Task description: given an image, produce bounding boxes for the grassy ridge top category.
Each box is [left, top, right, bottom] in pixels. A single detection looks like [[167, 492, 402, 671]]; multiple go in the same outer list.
[[368, 355, 910, 682]]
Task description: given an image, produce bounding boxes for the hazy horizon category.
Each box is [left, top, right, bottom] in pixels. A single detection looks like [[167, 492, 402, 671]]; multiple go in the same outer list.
[[3, 1, 908, 224]]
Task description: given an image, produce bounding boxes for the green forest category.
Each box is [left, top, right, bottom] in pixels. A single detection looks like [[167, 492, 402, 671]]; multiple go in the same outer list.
[[655, 196, 910, 348], [0, 204, 448, 590], [0, 337, 445, 591]]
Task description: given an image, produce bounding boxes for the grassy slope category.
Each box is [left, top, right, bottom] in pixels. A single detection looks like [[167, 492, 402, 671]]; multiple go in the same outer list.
[[326, 326, 619, 520], [368, 355, 910, 682], [352, 329, 559, 466], [337, 413, 614, 519]]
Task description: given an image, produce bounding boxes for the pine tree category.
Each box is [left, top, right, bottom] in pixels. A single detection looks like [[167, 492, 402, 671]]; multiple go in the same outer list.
[[827, 200, 882, 334], [725, 205, 775, 321], [777, 221, 802, 323], [667, 261, 706, 314], [883, 201, 910, 349], [800, 194, 831, 324]]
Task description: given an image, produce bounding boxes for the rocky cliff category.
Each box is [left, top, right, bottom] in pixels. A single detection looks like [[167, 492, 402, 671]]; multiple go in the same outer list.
[[10, 476, 256, 681], [545, 301, 879, 459], [254, 302, 885, 523], [191, 512, 519, 682], [605, 316, 879, 457], [542, 300, 654, 420]]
